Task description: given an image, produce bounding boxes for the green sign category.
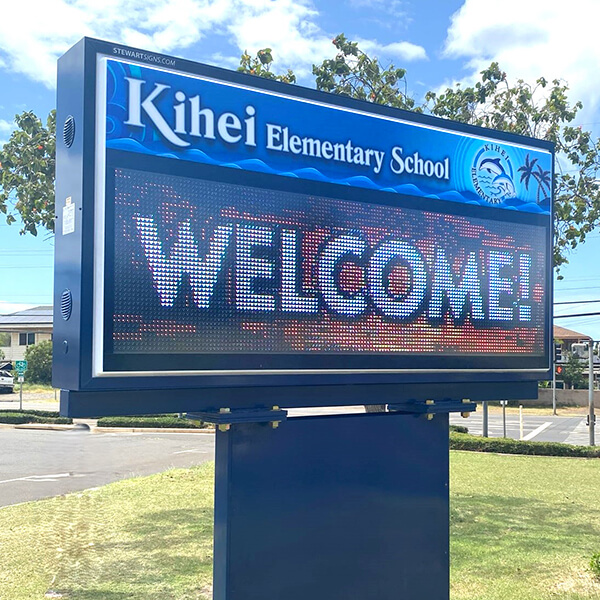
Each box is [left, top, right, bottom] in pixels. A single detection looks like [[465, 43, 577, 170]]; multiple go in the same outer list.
[[15, 360, 27, 374]]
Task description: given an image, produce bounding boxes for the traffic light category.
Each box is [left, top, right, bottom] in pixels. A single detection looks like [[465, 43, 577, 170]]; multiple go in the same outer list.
[[554, 343, 562, 363], [556, 364, 564, 377]]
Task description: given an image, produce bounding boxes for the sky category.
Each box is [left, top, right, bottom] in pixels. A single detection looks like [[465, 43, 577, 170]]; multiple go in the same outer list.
[[1, 0, 600, 336]]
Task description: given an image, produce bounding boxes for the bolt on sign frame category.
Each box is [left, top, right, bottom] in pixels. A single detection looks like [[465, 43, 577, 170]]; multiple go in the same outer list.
[[54, 38, 553, 417]]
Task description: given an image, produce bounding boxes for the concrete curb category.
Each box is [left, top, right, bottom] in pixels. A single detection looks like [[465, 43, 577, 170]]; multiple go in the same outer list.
[[8, 423, 76, 431], [0, 422, 215, 433], [91, 426, 215, 434]]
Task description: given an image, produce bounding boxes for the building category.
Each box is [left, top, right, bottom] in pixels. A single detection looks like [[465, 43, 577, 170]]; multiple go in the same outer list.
[[553, 324, 592, 355], [0, 306, 53, 361]]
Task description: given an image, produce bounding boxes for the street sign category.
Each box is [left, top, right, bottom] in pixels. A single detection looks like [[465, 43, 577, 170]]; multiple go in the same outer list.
[[15, 360, 27, 374], [17, 376, 24, 384]]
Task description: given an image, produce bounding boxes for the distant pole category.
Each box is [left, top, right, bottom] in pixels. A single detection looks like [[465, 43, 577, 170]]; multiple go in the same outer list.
[[589, 341, 595, 447], [19, 379, 22, 411], [552, 365, 557, 415], [482, 401, 488, 437], [519, 405, 524, 440], [502, 401, 507, 438]]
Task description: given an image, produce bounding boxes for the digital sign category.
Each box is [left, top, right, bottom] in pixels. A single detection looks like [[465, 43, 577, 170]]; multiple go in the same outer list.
[[53, 38, 553, 404]]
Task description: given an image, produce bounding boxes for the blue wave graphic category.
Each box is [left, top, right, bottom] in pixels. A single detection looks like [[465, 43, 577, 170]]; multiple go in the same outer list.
[[107, 138, 551, 215]]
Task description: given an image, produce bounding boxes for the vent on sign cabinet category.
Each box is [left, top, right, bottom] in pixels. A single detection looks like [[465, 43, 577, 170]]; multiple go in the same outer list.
[[60, 289, 72, 321], [63, 115, 75, 147]]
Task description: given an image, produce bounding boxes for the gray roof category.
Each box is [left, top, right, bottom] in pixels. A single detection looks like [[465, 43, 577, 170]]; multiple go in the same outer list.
[[0, 305, 53, 326]]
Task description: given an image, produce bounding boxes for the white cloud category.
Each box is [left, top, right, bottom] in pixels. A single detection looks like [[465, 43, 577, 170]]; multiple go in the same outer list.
[[444, 0, 600, 120], [0, 0, 237, 88], [0, 0, 425, 90], [360, 39, 427, 63], [0, 118, 14, 146]]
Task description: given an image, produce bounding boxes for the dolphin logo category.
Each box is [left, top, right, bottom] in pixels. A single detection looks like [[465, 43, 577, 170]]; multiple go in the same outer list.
[[492, 174, 516, 198], [478, 157, 504, 176]]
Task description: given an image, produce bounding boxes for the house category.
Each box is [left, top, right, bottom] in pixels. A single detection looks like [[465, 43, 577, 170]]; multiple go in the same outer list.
[[553, 324, 598, 366], [0, 306, 53, 361], [553, 324, 591, 353]]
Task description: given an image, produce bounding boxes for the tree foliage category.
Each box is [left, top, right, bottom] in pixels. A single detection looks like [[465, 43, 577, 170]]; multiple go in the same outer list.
[[3, 37, 600, 271], [239, 39, 600, 271], [24, 340, 53, 384], [237, 48, 296, 84], [561, 350, 586, 390], [312, 34, 418, 111], [0, 110, 55, 236], [424, 64, 600, 270]]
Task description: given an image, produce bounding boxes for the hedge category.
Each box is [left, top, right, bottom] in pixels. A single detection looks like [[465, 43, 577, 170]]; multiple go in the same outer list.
[[450, 432, 600, 458], [0, 410, 72, 425], [96, 415, 211, 429], [449, 424, 468, 434]]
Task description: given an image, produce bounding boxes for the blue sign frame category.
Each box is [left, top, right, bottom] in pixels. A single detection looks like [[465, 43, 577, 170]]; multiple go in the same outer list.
[[54, 38, 554, 412]]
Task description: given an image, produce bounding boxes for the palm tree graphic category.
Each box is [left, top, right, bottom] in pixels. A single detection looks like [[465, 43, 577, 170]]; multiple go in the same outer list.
[[518, 154, 551, 203]]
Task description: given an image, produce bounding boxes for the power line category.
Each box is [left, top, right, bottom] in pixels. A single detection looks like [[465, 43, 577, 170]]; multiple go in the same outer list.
[[554, 312, 600, 319], [555, 299, 600, 305]]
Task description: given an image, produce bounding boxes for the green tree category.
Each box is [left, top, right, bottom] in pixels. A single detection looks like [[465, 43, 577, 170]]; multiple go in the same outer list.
[[237, 48, 296, 84], [0, 348, 4, 361], [0, 110, 56, 236], [240, 41, 600, 271], [312, 34, 418, 111], [24, 340, 52, 384], [562, 350, 586, 390], [424, 63, 600, 270], [3, 38, 600, 271]]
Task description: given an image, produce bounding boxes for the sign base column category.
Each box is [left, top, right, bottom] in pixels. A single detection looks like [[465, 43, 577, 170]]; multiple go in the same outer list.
[[212, 411, 450, 600]]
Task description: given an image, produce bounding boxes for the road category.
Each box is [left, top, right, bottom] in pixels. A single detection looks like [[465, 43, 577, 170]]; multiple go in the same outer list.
[[0, 428, 214, 507], [449, 412, 594, 445], [0, 403, 595, 508]]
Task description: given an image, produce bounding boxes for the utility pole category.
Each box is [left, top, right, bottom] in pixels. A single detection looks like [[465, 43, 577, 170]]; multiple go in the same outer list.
[[590, 341, 595, 447]]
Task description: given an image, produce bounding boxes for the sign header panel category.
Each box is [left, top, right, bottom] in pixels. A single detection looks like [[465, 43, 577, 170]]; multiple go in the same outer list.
[[105, 59, 552, 215], [53, 38, 553, 402]]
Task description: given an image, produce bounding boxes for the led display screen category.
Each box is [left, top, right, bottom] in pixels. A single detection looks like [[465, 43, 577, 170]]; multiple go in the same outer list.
[[103, 154, 547, 372]]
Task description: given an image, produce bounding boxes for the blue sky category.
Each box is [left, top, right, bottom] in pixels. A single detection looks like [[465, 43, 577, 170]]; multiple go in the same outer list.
[[1, 0, 600, 336]]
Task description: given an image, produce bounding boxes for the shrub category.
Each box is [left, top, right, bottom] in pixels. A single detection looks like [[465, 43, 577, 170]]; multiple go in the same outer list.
[[97, 415, 209, 429], [450, 432, 600, 458], [24, 340, 52, 384], [590, 553, 600, 580], [0, 410, 72, 425], [450, 424, 468, 434]]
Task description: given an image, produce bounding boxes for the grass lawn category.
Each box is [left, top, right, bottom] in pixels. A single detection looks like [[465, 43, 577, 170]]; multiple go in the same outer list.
[[1, 453, 600, 599], [0, 463, 214, 599], [451, 451, 600, 600]]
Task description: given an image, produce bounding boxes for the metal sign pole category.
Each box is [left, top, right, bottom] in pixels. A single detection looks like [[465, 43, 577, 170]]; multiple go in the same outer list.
[[589, 341, 595, 446], [482, 401, 489, 437], [552, 367, 557, 415]]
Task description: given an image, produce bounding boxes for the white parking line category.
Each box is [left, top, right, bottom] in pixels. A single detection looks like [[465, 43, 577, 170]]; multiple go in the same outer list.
[[0, 472, 80, 484], [522, 422, 552, 441]]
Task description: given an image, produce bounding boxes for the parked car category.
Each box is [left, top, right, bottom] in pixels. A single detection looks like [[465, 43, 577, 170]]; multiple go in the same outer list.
[[0, 362, 14, 393]]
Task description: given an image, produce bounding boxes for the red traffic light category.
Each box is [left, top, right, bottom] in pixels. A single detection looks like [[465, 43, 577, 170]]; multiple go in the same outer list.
[[556, 365, 563, 375]]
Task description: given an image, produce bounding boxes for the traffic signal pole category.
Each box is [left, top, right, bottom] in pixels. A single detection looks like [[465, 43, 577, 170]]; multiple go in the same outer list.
[[552, 367, 556, 415], [553, 343, 561, 416]]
